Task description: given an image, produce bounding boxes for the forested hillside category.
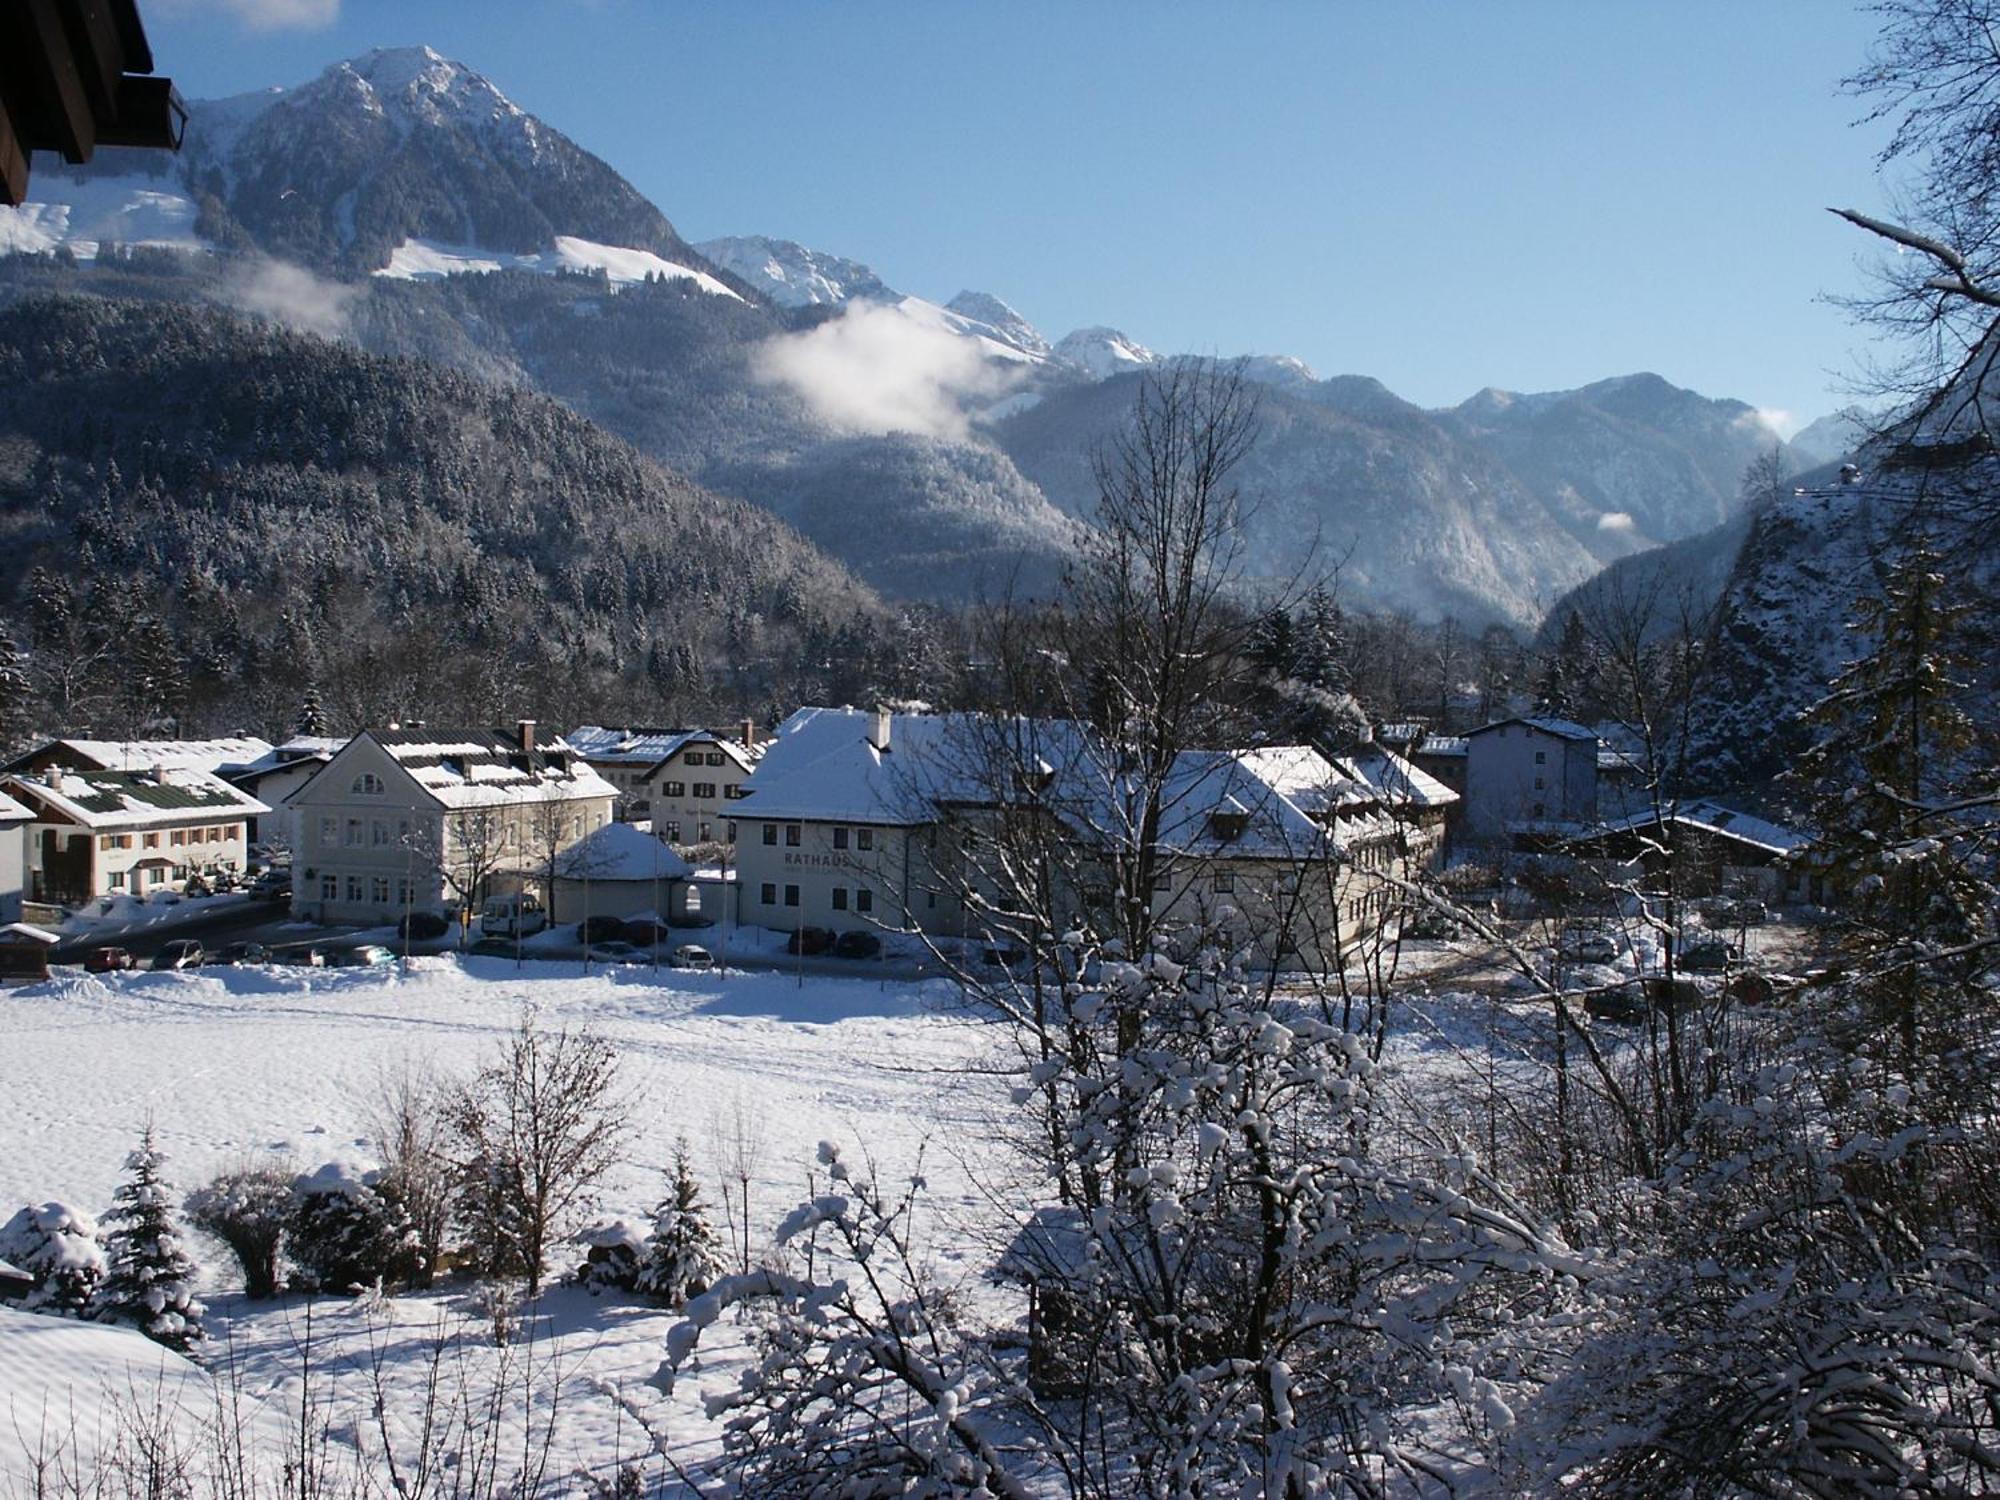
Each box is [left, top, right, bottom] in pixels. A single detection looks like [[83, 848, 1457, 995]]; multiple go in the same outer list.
[[0, 296, 907, 741]]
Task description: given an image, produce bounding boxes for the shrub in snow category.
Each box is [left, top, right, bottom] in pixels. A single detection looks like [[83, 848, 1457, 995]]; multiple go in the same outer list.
[[286, 1162, 421, 1296], [96, 1128, 204, 1351], [0, 1201, 106, 1315], [186, 1164, 292, 1299], [570, 1218, 645, 1294], [634, 1140, 720, 1308]]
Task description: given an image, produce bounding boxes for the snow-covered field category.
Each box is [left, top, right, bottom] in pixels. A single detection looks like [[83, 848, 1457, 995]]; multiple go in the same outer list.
[[0, 958, 1003, 1490]]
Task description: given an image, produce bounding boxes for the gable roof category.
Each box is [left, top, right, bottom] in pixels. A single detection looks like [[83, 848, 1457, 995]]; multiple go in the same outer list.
[[738, 709, 1347, 859], [0, 791, 31, 823], [223, 736, 350, 787], [1466, 716, 1598, 743], [1341, 746, 1460, 809], [13, 736, 275, 776], [3, 767, 268, 829], [364, 729, 617, 811], [565, 725, 756, 773], [1587, 798, 1806, 857]]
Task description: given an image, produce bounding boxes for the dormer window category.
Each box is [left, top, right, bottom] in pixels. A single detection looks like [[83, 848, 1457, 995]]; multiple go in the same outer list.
[[1209, 811, 1249, 842], [352, 773, 385, 795]]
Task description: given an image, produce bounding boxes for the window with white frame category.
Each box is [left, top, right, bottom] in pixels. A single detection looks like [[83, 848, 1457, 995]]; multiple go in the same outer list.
[[352, 773, 385, 795], [321, 874, 337, 900]]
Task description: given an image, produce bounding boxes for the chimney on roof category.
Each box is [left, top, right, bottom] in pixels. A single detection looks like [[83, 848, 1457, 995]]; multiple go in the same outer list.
[[517, 719, 537, 753], [868, 707, 892, 754], [150, 764, 170, 785], [739, 718, 758, 750]]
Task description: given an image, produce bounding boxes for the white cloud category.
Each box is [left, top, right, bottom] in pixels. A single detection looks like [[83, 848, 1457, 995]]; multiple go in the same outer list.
[[156, 0, 339, 32], [1736, 406, 1798, 440], [752, 301, 1024, 442], [1597, 511, 1636, 533], [213, 257, 357, 340]]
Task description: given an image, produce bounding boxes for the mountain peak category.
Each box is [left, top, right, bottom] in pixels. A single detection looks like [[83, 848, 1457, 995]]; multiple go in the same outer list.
[[696, 236, 895, 308], [945, 291, 1049, 358], [1054, 326, 1157, 379]]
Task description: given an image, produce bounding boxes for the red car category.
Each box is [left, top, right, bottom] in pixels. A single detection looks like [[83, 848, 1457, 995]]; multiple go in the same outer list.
[[84, 946, 134, 973]]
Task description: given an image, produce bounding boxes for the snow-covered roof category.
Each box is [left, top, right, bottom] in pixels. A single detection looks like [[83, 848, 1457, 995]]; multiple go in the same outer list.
[[738, 709, 1340, 860], [553, 820, 693, 882], [3, 767, 270, 829], [565, 725, 756, 772], [370, 729, 617, 811], [0, 790, 31, 823], [1342, 747, 1460, 809], [1597, 747, 1645, 775], [1415, 735, 1468, 759], [0, 923, 59, 944], [1467, 716, 1597, 743], [46, 736, 276, 775], [1589, 799, 1806, 857], [224, 736, 349, 783]]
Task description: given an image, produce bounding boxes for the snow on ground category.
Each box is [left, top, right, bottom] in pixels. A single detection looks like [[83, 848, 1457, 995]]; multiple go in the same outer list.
[[377, 235, 742, 297], [0, 175, 207, 259], [0, 958, 999, 1490]]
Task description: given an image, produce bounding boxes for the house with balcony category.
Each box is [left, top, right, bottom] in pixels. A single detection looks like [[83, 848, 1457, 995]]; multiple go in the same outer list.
[[285, 722, 616, 925], [565, 723, 761, 844], [2, 765, 268, 907]]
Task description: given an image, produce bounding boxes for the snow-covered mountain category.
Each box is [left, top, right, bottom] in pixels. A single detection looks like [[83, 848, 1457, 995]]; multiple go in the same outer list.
[[1, 46, 743, 296], [945, 291, 1050, 360], [695, 235, 897, 307], [1786, 407, 1878, 468], [1053, 326, 1159, 379]]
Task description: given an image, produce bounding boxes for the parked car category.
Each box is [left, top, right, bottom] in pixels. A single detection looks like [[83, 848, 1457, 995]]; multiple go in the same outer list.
[[577, 915, 627, 944], [1678, 937, 1738, 973], [395, 911, 450, 941], [337, 944, 396, 968], [84, 946, 134, 973], [1557, 929, 1619, 965], [1401, 911, 1464, 941], [833, 930, 882, 960], [588, 941, 646, 965], [467, 937, 516, 958], [786, 927, 834, 956], [1583, 982, 1647, 1023], [621, 917, 671, 947], [281, 945, 327, 968], [479, 893, 547, 939], [250, 869, 293, 903], [151, 940, 204, 971], [670, 943, 715, 970], [215, 942, 271, 966]]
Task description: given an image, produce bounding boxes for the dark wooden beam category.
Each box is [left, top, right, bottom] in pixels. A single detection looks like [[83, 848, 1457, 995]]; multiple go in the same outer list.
[[19, 0, 98, 163], [59, 0, 132, 122], [0, 98, 27, 207]]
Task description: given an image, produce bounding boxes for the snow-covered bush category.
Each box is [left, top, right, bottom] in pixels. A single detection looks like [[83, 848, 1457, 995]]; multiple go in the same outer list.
[[633, 1140, 720, 1308], [186, 1163, 292, 1299], [286, 1162, 421, 1296], [0, 1201, 106, 1315], [570, 1218, 645, 1294], [96, 1129, 204, 1351]]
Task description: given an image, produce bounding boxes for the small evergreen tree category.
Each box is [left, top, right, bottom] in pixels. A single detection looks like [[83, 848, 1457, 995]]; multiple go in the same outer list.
[[636, 1139, 720, 1308], [0, 1201, 106, 1315], [296, 682, 330, 738], [97, 1129, 204, 1351], [286, 1164, 422, 1295]]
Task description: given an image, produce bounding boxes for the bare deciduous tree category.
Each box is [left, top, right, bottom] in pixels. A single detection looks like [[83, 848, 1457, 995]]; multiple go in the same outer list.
[[448, 1014, 627, 1295]]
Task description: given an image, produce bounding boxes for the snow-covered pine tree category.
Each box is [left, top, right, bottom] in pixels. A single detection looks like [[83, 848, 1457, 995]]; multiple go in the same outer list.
[[296, 682, 330, 738], [0, 1201, 106, 1315], [0, 624, 33, 754], [96, 1129, 204, 1350], [635, 1138, 720, 1307]]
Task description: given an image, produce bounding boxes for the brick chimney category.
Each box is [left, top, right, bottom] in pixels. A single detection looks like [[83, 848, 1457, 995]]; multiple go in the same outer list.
[[516, 719, 537, 753], [738, 717, 758, 750]]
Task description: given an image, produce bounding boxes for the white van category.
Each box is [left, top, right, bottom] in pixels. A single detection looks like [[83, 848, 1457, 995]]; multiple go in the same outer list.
[[480, 893, 548, 938]]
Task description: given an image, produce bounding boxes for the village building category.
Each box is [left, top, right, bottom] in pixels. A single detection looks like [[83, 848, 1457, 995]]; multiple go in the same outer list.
[[1563, 799, 1810, 904], [545, 819, 696, 924], [565, 723, 761, 843], [1458, 717, 1606, 847], [734, 707, 1419, 970], [219, 735, 348, 856], [0, 790, 32, 924], [1, 765, 267, 906], [285, 722, 615, 926]]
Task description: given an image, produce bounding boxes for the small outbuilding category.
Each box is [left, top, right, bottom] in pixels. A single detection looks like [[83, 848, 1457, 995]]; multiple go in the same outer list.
[[544, 820, 695, 925], [0, 923, 58, 983]]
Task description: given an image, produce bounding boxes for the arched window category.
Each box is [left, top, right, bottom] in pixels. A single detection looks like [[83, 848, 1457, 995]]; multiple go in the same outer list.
[[352, 773, 385, 795]]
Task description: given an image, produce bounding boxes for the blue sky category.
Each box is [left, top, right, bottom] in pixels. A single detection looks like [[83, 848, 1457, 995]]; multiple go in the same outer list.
[[147, 1, 1898, 429]]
